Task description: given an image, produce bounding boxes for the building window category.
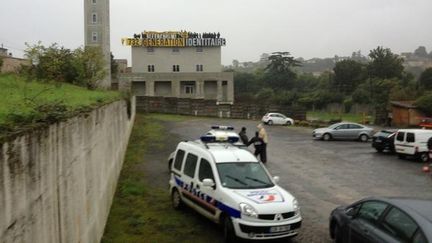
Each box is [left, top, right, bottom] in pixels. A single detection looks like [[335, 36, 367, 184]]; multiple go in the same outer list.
[[196, 48, 203, 52], [172, 48, 180, 53], [196, 64, 203, 72], [185, 85, 195, 94], [147, 47, 154, 53], [147, 65, 155, 72], [92, 0, 96, 4], [92, 32, 98, 42], [173, 65, 180, 72], [92, 13, 97, 24]]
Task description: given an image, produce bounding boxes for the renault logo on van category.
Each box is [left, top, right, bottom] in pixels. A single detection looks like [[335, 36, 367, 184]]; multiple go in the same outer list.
[[275, 214, 283, 221]]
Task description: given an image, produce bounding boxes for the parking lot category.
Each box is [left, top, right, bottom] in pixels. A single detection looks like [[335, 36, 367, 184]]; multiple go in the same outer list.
[[153, 116, 432, 242]]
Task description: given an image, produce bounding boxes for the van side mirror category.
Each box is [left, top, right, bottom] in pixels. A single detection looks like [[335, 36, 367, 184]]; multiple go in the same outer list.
[[273, 176, 280, 184], [346, 207, 356, 217], [202, 179, 215, 189]]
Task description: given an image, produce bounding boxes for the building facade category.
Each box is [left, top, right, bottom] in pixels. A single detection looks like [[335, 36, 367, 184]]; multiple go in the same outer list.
[[119, 31, 234, 103], [0, 47, 29, 73], [84, 0, 111, 88]]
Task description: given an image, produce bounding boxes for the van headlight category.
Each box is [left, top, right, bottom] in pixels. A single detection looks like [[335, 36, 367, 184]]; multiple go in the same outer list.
[[293, 199, 300, 215], [239, 203, 258, 218]]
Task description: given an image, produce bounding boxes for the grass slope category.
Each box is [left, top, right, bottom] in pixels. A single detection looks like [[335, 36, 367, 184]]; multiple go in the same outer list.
[[102, 114, 219, 243], [0, 74, 121, 135]]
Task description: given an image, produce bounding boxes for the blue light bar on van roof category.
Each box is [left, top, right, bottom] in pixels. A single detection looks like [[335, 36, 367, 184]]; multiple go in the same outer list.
[[211, 125, 234, 130], [200, 135, 239, 143]]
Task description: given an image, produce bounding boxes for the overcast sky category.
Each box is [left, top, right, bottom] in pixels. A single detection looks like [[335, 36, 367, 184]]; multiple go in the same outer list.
[[1, 0, 431, 65]]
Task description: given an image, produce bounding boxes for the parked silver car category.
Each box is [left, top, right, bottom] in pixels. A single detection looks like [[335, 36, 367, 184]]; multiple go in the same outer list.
[[312, 122, 374, 142]]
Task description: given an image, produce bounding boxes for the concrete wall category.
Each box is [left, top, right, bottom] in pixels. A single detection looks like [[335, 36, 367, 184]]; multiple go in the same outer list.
[[0, 57, 29, 73], [0, 98, 135, 243], [132, 46, 222, 73], [135, 96, 306, 121]]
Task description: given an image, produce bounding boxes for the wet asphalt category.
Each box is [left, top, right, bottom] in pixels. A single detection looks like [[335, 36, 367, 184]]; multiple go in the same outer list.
[[164, 117, 432, 243]]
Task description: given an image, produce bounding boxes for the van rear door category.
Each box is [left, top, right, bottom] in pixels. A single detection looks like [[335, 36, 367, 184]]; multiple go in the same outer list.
[[395, 131, 416, 155]]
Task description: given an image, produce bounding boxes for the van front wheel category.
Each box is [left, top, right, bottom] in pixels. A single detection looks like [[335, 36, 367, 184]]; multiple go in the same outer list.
[[223, 216, 236, 243]]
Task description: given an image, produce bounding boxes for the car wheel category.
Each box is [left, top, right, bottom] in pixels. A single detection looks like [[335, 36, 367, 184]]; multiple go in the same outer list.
[[359, 134, 369, 142], [333, 224, 343, 243], [223, 216, 236, 243], [172, 189, 183, 210], [375, 148, 384, 153], [268, 120, 273, 125], [323, 133, 332, 141], [419, 152, 429, 163], [286, 120, 292, 126]]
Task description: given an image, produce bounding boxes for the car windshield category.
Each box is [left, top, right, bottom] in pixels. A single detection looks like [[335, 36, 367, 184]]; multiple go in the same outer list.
[[216, 162, 274, 189]]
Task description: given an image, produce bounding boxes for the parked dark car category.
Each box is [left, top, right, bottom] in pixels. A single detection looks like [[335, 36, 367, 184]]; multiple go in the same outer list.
[[372, 130, 397, 153], [329, 197, 432, 243]]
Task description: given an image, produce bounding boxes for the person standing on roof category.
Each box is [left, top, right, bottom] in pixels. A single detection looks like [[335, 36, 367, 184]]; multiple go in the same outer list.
[[257, 123, 268, 163], [248, 132, 265, 163], [239, 127, 249, 145]]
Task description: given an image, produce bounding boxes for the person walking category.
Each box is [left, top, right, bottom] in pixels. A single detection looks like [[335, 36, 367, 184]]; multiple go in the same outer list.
[[257, 123, 268, 163], [248, 132, 265, 163], [239, 127, 249, 145]]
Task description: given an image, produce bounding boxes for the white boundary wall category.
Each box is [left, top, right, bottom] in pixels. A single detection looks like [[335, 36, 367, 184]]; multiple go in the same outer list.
[[0, 97, 135, 243]]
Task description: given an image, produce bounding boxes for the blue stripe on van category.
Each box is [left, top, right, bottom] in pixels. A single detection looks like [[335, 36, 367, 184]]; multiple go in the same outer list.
[[174, 177, 241, 218]]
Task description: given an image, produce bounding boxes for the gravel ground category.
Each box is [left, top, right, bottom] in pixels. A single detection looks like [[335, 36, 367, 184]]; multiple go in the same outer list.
[[146, 116, 432, 243]]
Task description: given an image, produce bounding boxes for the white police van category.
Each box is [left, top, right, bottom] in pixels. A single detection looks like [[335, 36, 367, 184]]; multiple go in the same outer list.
[[168, 127, 302, 242]]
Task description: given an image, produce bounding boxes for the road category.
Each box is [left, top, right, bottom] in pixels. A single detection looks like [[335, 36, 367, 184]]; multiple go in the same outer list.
[[160, 117, 432, 242]]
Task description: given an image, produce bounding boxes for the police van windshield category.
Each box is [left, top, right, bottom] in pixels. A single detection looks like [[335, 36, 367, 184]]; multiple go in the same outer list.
[[216, 162, 274, 189]]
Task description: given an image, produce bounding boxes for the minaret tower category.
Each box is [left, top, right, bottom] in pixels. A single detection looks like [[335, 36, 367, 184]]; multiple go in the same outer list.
[[84, 0, 111, 88]]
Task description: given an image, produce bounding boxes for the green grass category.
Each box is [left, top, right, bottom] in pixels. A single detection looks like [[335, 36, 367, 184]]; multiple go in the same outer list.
[[102, 114, 219, 243], [0, 74, 121, 134], [307, 111, 373, 124]]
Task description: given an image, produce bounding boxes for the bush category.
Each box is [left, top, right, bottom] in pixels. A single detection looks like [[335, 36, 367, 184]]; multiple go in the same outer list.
[[24, 42, 106, 89], [415, 93, 432, 115]]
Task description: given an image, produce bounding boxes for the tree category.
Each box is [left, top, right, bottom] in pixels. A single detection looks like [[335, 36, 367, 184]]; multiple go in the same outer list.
[[415, 93, 432, 115], [333, 60, 366, 94], [367, 46, 404, 79], [110, 53, 119, 80], [232, 59, 239, 68], [72, 46, 107, 89], [234, 72, 261, 95], [23, 42, 107, 89], [265, 52, 301, 73], [419, 67, 432, 90], [25, 42, 76, 83], [264, 52, 301, 90]]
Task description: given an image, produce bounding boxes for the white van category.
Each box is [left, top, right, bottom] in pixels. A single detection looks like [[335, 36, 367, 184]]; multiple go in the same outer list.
[[168, 134, 302, 242], [394, 129, 432, 162]]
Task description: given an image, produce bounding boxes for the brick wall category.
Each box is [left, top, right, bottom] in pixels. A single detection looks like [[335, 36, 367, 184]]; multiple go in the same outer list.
[[136, 96, 306, 120]]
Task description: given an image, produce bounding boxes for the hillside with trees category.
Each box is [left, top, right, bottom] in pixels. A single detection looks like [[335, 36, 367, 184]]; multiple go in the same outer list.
[[228, 46, 432, 124]]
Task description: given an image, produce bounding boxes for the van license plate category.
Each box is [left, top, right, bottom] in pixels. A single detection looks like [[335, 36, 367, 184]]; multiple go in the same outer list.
[[270, 225, 290, 233]]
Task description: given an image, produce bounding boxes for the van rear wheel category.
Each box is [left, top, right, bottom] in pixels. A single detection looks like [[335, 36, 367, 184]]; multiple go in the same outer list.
[[172, 189, 183, 210], [419, 152, 429, 163]]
